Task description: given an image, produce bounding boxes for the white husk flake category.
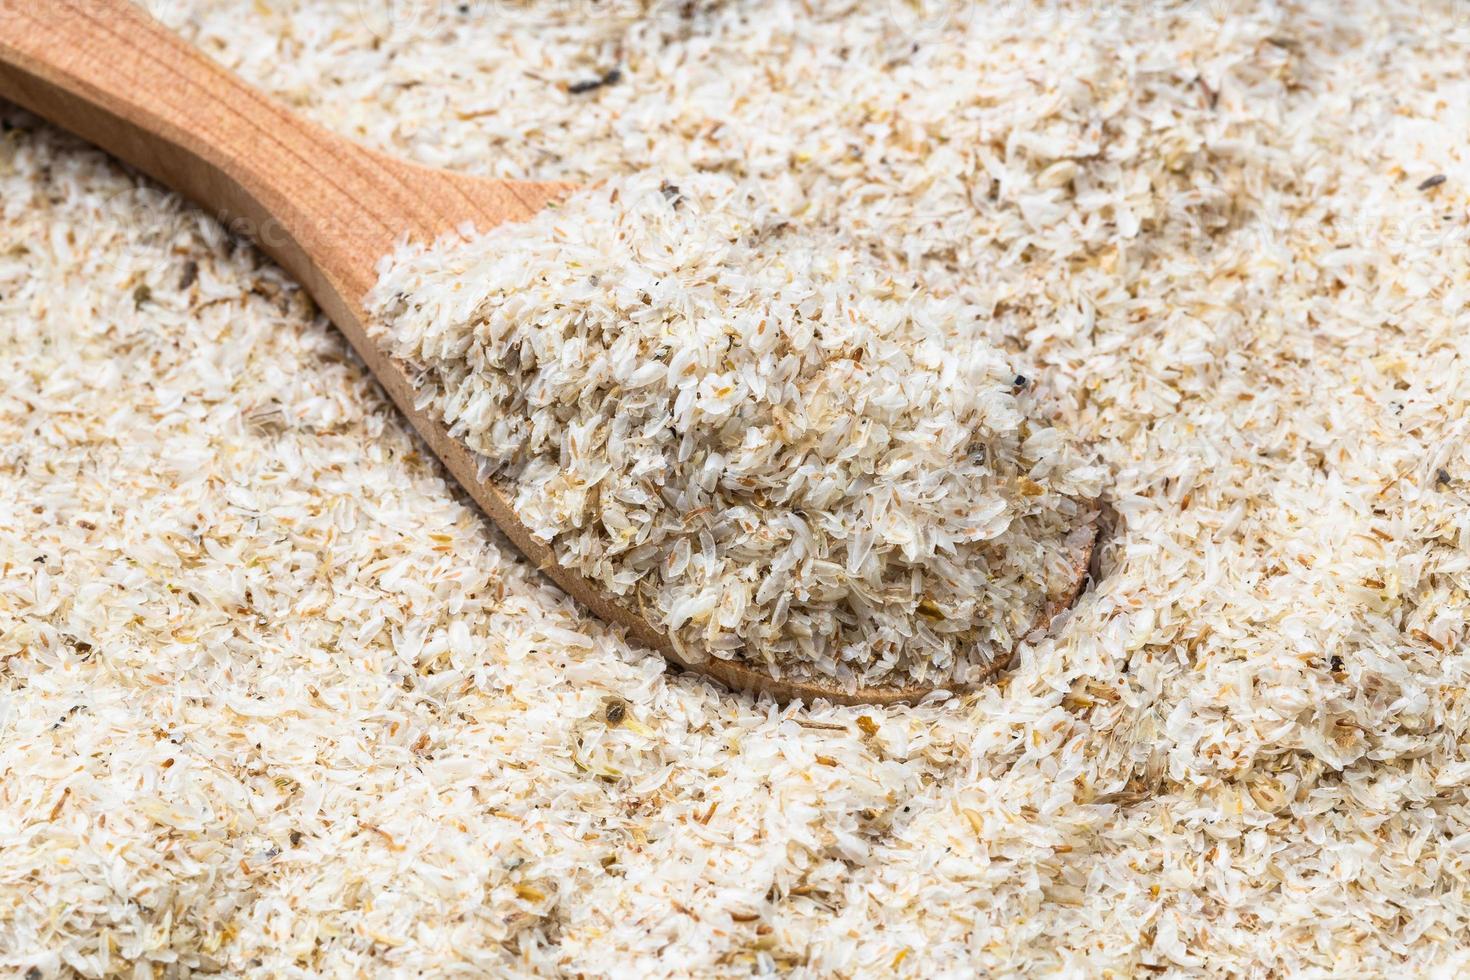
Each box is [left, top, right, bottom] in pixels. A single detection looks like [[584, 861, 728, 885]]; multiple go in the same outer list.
[[1, 0, 1469, 976]]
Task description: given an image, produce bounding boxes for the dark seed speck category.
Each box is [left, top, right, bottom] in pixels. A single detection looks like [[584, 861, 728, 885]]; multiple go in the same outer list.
[[568, 68, 622, 94], [604, 699, 627, 725]]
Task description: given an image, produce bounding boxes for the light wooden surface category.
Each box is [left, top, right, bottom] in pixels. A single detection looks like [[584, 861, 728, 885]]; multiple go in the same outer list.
[[0, 0, 1093, 705]]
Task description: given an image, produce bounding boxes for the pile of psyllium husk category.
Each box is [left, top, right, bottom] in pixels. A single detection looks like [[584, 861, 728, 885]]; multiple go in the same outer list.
[[368, 173, 1103, 690], [3, 0, 1470, 976]]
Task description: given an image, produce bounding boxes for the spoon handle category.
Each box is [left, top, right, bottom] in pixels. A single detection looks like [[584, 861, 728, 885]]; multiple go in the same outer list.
[[0, 0, 400, 298]]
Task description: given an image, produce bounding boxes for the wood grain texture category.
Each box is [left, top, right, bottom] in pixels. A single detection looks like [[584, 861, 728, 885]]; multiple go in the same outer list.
[[0, 0, 1094, 705]]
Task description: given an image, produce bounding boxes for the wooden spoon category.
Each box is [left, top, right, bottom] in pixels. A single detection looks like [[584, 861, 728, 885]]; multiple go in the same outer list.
[[0, 0, 1094, 705]]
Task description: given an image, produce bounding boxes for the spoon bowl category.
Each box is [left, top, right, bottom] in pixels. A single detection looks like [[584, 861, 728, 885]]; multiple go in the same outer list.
[[0, 0, 1094, 704]]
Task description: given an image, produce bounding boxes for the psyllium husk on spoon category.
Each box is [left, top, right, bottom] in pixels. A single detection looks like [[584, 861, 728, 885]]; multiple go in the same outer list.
[[369, 173, 1102, 690]]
